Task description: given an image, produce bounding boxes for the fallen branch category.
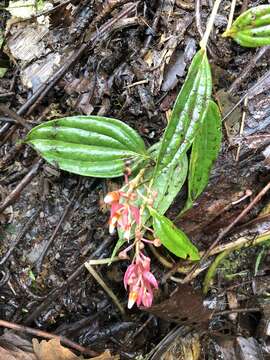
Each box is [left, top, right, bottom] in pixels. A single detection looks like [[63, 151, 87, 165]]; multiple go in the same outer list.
[[182, 180, 270, 283], [0, 159, 43, 214], [150, 231, 270, 282], [85, 262, 125, 315], [0, 319, 97, 356]]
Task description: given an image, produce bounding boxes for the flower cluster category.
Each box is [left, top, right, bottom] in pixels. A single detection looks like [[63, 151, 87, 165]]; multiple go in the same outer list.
[[124, 253, 158, 308], [105, 171, 160, 309], [104, 190, 140, 241]]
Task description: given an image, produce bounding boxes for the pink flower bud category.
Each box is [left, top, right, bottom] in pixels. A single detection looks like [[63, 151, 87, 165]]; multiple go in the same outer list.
[[139, 242, 145, 249], [118, 250, 129, 260], [104, 191, 120, 204], [123, 254, 158, 309], [153, 238, 161, 247], [128, 290, 138, 309]]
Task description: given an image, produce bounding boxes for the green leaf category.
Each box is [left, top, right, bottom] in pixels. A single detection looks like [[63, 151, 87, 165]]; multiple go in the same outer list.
[[151, 154, 188, 214], [0, 68, 7, 78], [110, 237, 126, 264], [149, 208, 200, 260], [129, 147, 187, 225], [154, 155, 188, 214], [113, 153, 188, 252], [183, 100, 222, 212], [203, 249, 231, 294], [154, 49, 212, 174], [223, 5, 270, 47], [26, 116, 148, 178]]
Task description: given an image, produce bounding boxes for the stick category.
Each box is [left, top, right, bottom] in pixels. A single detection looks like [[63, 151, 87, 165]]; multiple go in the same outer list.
[[151, 231, 270, 277], [182, 181, 270, 283], [0, 159, 43, 214], [0, 319, 97, 356], [24, 237, 113, 324], [0, 208, 40, 265], [200, 0, 223, 50], [195, 0, 204, 39], [0, 2, 138, 139], [229, 46, 270, 94], [235, 96, 248, 161], [0, 104, 30, 130], [226, 0, 237, 32], [85, 262, 125, 315], [213, 307, 260, 317], [223, 67, 270, 121], [25, 2, 138, 116]]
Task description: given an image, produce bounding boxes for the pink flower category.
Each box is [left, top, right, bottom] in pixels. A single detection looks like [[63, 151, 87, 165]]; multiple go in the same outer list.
[[104, 191, 120, 204], [123, 254, 158, 309], [104, 191, 140, 240]]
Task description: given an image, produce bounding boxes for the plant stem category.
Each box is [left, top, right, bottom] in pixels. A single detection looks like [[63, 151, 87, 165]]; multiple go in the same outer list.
[[150, 231, 270, 275], [183, 181, 270, 284], [226, 0, 237, 32], [85, 263, 125, 315], [200, 0, 223, 50], [149, 244, 194, 274], [203, 232, 270, 293], [209, 231, 270, 255], [0, 320, 96, 356], [85, 257, 121, 265], [203, 249, 232, 294]]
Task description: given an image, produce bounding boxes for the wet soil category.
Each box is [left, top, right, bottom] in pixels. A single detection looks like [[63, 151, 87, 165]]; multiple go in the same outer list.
[[1, 0, 270, 359]]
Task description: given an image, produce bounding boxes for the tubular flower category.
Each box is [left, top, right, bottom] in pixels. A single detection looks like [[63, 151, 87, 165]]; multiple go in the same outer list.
[[104, 171, 160, 309], [123, 254, 158, 308], [104, 191, 140, 240]]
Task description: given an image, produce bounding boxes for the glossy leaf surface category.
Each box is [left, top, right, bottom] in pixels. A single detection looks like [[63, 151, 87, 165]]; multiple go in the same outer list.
[[149, 208, 200, 260], [153, 154, 188, 214], [184, 100, 222, 212], [26, 116, 148, 178], [154, 49, 212, 174], [115, 150, 188, 247], [142, 144, 188, 214], [223, 5, 270, 47]]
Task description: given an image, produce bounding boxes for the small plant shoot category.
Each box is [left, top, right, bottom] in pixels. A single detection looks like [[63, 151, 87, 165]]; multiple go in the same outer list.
[[27, 1, 269, 309], [26, 47, 221, 308], [223, 5, 270, 47]]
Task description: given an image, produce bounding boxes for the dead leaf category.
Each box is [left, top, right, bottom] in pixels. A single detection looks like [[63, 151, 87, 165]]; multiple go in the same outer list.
[[160, 332, 201, 360], [146, 327, 201, 360], [214, 338, 237, 359], [32, 339, 118, 360], [161, 38, 196, 92], [5, 22, 49, 62], [0, 332, 36, 360], [21, 52, 61, 90], [0, 347, 36, 360], [216, 89, 241, 139], [6, 0, 52, 23], [91, 350, 119, 360], [147, 284, 211, 329], [32, 339, 78, 360]]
